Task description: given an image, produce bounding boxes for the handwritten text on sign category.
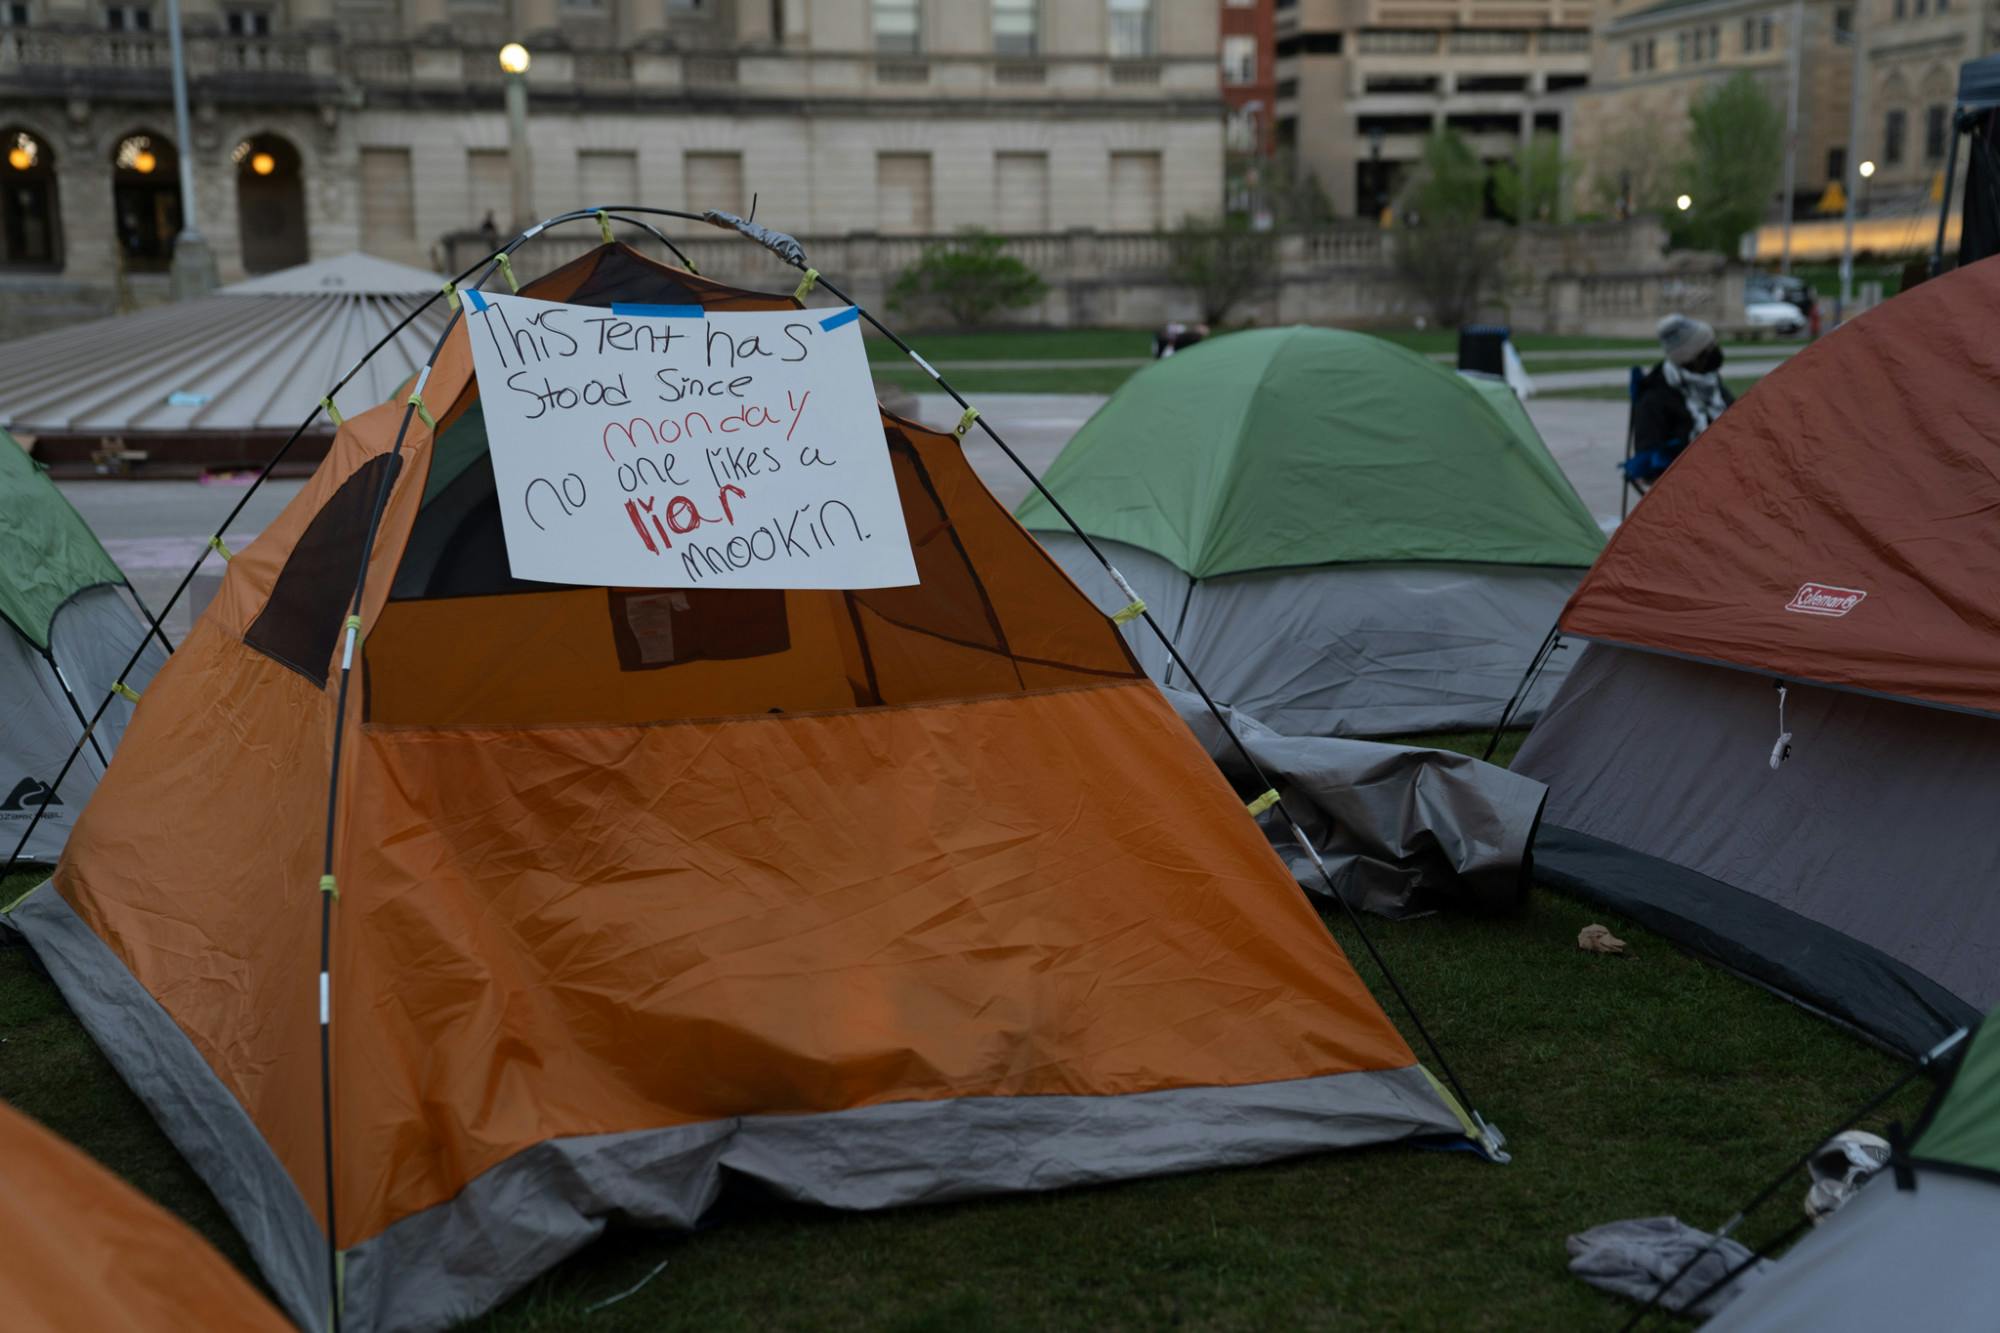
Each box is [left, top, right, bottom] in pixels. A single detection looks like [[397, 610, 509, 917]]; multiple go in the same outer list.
[[465, 294, 918, 589]]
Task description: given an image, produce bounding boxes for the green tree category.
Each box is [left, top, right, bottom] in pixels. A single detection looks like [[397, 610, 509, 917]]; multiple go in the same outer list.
[[887, 231, 1048, 326], [1493, 131, 1571, 223], [1393, 129, 1512, 326], [1166, 215, 1277, 324], [1674, 73, 1784, 254]]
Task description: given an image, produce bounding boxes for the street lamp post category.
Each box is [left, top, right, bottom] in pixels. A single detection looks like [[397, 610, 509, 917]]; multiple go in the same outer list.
[[500, 42, 533, 231], [165, 0, 218, 298], [1837, 6, 1866, 324], [1779, 0, 1805, 274]]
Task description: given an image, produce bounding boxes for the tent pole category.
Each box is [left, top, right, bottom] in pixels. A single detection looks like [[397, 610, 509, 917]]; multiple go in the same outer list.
[[802, 264, 1502, 1154], [1619, 1024, 1969, 1330], [1933, 113, 1964, 277], [1482, 625, 1558, 761]]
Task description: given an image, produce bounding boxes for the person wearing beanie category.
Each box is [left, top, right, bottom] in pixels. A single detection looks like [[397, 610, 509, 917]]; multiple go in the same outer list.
[[1624, 312, 1734, 484]]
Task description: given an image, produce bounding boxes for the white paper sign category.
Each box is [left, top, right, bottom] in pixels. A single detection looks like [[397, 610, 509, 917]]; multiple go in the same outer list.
[[464, 292, 918, 589]]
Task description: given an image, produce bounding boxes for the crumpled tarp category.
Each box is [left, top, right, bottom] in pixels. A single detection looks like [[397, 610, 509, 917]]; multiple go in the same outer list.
[[1162, 686, 1547, 917], [1566, 1216, 1771, 1318]]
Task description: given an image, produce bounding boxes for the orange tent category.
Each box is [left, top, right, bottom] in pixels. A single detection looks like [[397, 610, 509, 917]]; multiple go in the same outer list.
[[0, 1098, 291, 1333], [7, 244, 1470, 1332]]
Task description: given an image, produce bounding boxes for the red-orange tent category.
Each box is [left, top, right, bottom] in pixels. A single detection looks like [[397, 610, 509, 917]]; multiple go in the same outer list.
[[6, 244, 1472, 1332], [0, 1098, 292, 1333], [1516, 256, 2000, 1054]]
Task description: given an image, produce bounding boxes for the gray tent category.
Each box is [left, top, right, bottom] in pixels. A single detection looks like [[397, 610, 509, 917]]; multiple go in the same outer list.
[[1, 433, 165, 865], [1512, 262, 2000, 1057], [1017, 329, 1605, 739], [1704, 1012, 2000, 1331]]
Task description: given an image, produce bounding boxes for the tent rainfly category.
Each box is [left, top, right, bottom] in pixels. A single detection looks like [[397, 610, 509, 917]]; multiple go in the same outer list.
[[1, 1098, 293, 1332], [1513, 254, 2000, 1057], [0, 430, 165, 865], [1016, 327, 1606, 738], [1705, 1013, 2000, 1330], [5, 244, 1477, 1333], [0, 252, 449, 474]]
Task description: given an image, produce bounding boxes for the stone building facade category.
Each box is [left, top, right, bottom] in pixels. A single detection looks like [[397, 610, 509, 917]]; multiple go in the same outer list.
[[0, 0, 1224, 327], [1569, 0, 1852, 219], [1273, 0, 1593, 217]]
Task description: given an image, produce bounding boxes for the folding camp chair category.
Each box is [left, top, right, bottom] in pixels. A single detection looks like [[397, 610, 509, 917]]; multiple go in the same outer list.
[[1618, 365, 1691, 517]]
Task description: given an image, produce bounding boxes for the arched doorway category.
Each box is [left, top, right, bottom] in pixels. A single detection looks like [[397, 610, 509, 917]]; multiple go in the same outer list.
[[112, 131, 181, 271], [1, 127, 61, 269], [233, 133, 308, 273]]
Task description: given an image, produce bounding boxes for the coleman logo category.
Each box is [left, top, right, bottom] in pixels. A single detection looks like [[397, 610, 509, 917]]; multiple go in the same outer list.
[[0, 777, 61, 814], [1785, 583, 1867, 617]]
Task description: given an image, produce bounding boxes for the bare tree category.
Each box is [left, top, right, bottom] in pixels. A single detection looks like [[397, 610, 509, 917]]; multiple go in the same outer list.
[[1393, 130, 1513, 326], [1166, 216, 1278, 325]]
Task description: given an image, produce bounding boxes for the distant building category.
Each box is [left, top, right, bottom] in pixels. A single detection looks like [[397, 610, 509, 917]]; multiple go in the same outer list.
[[1273, 0, 1593, 219], [1221, 0, 1278, 220], [0, 0, 1224, 322], [1857, 0, 1975, 211], [1570, 0, 1850, 221]]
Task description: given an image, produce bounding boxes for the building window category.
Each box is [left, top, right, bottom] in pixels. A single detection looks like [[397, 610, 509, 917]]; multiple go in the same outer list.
[[1108, 0, 1153, 58], [1892, 0, 1904, 16], [1827, 146, 1845, 181], [1356, 29, 1436, 53], [684, 150, 745, 217], [1833, 5, 1852, 34], [1914, 0, 1927, 15], [1, 4, 31, 26], [873, 0, 919, 53], [1222, 33, 1256, 84], [1741, 15, 1774, 49], [112, 132, 179, 269], [359, 147, 416, 257], [1450, 28, 1530, 52], [1276, 31, 1343, 55], [1547, 72, 1588, 91], [224, 8, 269, 34], [876, 152, 933, 233], [1927, 104, 1948, 160], [1540, 29, 1590, 52], [1884, 108, 1906, 164], [1108, 150, 1162, 229], [993, 0, 1037, 56], [1226, 106, 1259, 151], [2, 128, 59, 269], [994, 151, 1050, 231], [466, 148, 510, 230], [104, 4, 151, 29]]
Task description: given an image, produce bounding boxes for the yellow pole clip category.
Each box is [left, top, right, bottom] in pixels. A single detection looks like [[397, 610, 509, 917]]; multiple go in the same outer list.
[[441, 281, 461, 312], [343, 614, 363, 634], [597, 210, 615, 244], [319, 874, 339, 900], [207, 534, 233, 562], [1246, 788, 1281, 818], [320, 396, 344, 427], [111, 680, 142, 704], [953, 406, 981, 440], [793, 267, 820, 303], [407, 390, 437, 431], [495, 251, 519, 292], [1111, 599, 1147, 624]]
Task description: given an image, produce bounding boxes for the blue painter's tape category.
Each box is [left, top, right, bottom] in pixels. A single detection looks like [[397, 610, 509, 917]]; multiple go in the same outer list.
[[819, 306, 861, 331], [464, 289, 488, 312], [612, 303, 704, 318]]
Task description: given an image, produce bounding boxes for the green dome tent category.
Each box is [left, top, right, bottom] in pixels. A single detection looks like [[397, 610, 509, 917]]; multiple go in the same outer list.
[[1705, 1015, 2000, 1330], [1017, 327, 1603, 737], [0, 431, 166, 864]]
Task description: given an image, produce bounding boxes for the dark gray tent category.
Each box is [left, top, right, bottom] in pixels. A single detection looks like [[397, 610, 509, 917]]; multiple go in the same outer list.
[[1514, 260, 2000, 1056]]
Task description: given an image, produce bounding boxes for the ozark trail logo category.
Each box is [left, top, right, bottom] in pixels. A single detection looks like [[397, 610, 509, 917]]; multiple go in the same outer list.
[[0, 777, 62, 814], [1785, 583, 1867, 618]]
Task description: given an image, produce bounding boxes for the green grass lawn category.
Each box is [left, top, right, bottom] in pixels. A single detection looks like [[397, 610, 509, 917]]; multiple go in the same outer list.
[[0, 722, 1926, 1331], [863, 329, 1152, 364], [873, 365, 1141, 397]]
